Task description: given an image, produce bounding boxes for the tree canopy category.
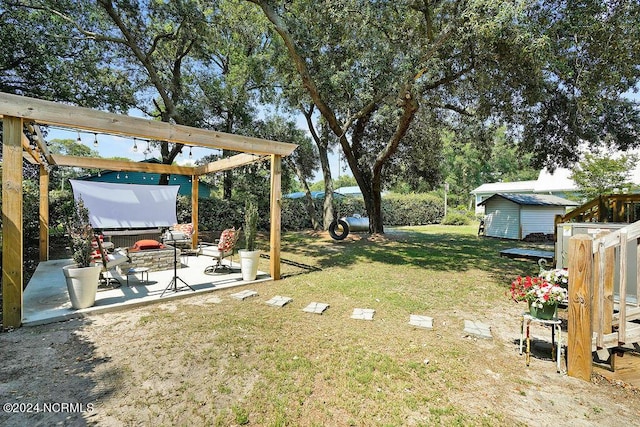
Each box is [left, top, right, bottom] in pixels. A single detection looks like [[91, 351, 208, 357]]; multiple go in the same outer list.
[[570, 150, 638, 200], [247, 0, 640, 232], [2, 0, 639, 233]]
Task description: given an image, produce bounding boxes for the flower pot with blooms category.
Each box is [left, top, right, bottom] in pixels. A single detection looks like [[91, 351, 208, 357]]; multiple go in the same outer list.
[[540, 268, 569, 289], [509, 276, 568, 320]]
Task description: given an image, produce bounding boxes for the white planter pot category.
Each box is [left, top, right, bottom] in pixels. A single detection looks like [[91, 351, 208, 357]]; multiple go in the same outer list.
[[62, 264, 101, 309], [238, 250, 261, 281]]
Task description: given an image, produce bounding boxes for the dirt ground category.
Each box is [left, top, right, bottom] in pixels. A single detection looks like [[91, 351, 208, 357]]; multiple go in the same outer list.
[[1, 296, 640, 426], [2, 234, 640, 425]]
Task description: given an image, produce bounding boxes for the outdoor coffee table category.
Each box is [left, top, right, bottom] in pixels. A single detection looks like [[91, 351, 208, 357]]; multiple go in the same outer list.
[[126, 267, 149, 287]]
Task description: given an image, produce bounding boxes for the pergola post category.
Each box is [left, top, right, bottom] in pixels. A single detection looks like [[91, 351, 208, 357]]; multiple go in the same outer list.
[[269, 154, 282, 280], [39, 164, 49, 261], [2, 115, 24, 328], [191, 175, 199, 249]]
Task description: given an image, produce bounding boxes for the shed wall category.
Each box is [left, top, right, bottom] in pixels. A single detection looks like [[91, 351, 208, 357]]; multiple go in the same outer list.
[[520, 206, 566, 237], [484, 199, 520, 239]]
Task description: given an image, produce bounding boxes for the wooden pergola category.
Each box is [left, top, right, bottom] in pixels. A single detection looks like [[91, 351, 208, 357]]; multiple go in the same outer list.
[[0, 92, 297, 328]]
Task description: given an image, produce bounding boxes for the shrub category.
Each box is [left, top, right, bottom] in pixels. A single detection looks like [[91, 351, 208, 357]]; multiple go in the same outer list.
[[441, 211, 471, 225]]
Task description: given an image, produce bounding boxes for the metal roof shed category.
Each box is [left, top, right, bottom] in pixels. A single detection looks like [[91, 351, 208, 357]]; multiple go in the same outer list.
[[478, 193, 579, 240]]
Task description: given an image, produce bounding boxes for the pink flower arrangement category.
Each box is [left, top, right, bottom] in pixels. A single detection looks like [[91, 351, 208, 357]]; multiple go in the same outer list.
[[509, 276, 567, 309]]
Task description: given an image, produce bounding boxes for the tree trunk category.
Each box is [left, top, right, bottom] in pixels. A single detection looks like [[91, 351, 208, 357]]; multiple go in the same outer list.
[[302, 105, 335, 229], [318, 146, 335, 229]]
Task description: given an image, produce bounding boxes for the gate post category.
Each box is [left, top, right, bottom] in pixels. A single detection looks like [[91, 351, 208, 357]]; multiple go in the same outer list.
[[567, 234, 593, 381]]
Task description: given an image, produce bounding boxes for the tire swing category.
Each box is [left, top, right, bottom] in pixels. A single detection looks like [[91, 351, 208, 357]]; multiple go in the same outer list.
[[328, 218, 350, 240]]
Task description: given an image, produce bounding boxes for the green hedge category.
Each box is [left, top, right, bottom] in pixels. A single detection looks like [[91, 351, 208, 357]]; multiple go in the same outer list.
[[279, 193, 445, 230]]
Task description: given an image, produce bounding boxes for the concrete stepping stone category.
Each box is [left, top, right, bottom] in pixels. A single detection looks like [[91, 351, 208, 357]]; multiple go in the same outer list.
[[463, 319, 492, 340], [351, 308, 375, 320], [230, 290, 258, 300], [409, 314, 433, 329], [302, 302, 330, 314], [265, 295, 293, 307]]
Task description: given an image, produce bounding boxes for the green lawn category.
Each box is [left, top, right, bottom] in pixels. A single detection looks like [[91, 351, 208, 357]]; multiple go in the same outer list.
[[89, 225, 556, 425]]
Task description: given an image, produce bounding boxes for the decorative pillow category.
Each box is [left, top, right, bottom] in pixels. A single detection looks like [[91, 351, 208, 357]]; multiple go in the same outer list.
[[171, 223, 194, 236], [131, 239, 165, 251], [218, 228, 237, 252]]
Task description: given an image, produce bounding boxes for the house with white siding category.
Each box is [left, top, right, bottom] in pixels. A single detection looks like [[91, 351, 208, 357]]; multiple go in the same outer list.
[[478, 193, 579, 240], [472, 168, 579, 215]]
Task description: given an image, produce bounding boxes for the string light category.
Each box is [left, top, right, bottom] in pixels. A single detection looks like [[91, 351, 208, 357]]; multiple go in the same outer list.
[[93, 133, 98, 147], [189, 147, 193, 159], [117, 173, 120, 179], [125, 173, 128, 179], [76, 132, 82, 143], [132, 138, 138, 152]]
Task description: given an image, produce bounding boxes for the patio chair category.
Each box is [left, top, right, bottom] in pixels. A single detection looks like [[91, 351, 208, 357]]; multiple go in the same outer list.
[[162, 223, 194, 249], [92, 235, 129, 287], [201, 227, 241, 274]]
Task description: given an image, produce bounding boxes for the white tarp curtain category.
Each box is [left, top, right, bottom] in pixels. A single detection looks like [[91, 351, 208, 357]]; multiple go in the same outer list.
[[70, 180, 179, 229]]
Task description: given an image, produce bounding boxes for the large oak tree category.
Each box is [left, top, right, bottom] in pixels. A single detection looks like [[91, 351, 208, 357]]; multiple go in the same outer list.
[[248, 0, 640, 233]]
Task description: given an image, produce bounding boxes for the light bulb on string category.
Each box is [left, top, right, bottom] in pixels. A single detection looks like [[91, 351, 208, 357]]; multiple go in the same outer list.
[[125, 173, 128, 179], [132, 138, 138, 153], [93, 133, 98, 147], [189, 147, 193, 159], [117, 173, 120, 179], [76, 132, 82, 143]]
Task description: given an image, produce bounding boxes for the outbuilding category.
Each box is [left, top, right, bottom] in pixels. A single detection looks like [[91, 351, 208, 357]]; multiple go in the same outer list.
[[478, 193, 579, 240]]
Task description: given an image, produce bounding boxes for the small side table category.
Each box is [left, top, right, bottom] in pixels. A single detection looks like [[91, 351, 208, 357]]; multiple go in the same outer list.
[[519, 313, 563, 373], [126, 267, 149, 287]]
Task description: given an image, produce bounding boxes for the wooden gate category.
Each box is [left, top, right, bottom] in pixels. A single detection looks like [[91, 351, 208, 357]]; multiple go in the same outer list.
[[567, 221, 640, 380]]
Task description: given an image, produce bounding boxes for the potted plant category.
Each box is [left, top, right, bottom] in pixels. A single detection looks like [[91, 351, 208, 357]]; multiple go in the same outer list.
[[540, 268, 569, 289], [238, 200, 260, 281], [62, 198, 102, 309], [509, 275, 568, 319]]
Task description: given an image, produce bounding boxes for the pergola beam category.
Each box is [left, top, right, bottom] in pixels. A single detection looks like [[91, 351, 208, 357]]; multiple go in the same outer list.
[[0, 92, 297, 156], [52, 154, 195, 175], [32, 124, 55, 164], [52, 152, 268, 177], [194, 153, 269, 175], [21, 133, 40, 164]]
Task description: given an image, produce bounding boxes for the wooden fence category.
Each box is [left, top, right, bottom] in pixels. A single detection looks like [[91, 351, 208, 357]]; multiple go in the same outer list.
[[567, 221, 640, 380]]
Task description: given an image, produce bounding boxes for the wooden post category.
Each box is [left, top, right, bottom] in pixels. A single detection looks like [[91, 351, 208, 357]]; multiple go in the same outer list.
[[567, 234, 593, 381], [2, 116, 24, 328], [603, 242, 615, 336], [269, 155, 282, 280], [619, 229, 628, 342], [39, 164, 49, 261], [598, 196, 606, 222], [191, 175, 198, 249]]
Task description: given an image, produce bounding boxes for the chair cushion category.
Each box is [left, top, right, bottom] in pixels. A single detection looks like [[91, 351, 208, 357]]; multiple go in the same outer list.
[[218, 228, 237, 251], [172, 223, 194, 236]]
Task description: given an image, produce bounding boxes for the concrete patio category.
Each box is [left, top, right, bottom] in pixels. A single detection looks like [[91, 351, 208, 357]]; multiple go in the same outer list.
[[23, 253, 271, 326]]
